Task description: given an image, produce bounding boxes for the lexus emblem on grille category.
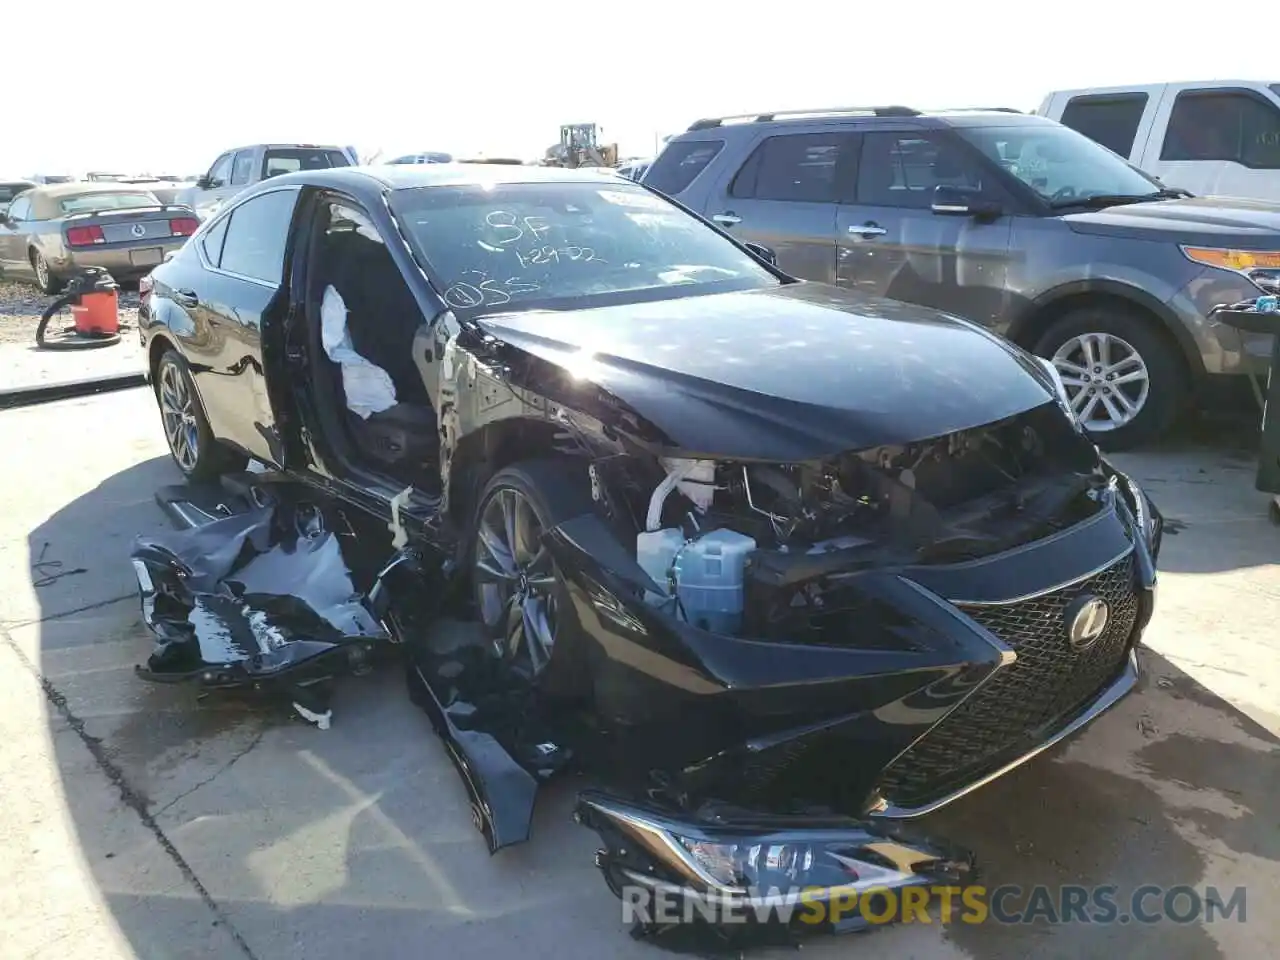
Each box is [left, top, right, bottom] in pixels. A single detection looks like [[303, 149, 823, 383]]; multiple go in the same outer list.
[[1065, 595, 1109, 650], [131, 223, 146, 237]]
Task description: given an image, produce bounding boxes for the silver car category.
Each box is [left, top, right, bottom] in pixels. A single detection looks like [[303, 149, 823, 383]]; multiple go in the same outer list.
[[0, 183, 197, 293]]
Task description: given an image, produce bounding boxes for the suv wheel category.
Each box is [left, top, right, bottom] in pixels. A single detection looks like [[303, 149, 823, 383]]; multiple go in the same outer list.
[[1033, 306, 1187, 451]]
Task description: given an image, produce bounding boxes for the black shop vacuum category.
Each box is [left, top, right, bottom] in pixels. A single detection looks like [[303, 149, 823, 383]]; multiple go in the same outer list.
[[35, 266, 124, 350]]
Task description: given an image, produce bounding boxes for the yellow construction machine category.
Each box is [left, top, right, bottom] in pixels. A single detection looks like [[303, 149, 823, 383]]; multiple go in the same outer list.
[[543, 124, 618, 168]]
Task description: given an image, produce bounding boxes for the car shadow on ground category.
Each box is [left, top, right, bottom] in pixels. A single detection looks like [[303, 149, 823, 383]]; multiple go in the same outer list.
[[23, 445, 1280, 959]]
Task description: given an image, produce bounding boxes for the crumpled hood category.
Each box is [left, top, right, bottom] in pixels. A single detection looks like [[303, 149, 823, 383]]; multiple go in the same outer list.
[[1065, 196, 1280, 245], [476, 283, 1056, 460]]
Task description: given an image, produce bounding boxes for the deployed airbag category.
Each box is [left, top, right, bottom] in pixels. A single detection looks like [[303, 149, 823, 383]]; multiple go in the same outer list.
[[321, 284, 397, 419]]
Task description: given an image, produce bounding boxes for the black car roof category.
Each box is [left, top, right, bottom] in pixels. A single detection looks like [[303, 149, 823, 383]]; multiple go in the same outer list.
[[244, 163, 618, 205]]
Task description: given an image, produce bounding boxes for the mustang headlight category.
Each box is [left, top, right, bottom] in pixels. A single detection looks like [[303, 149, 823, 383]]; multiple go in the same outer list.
[[1035, 355, 1077, 423], [1182, 245, 1280, 293]]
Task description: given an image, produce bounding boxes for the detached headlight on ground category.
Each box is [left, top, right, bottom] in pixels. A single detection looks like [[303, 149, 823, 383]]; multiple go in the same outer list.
[[575, 791, 973, 921], [1181, 245, 1280, 294]]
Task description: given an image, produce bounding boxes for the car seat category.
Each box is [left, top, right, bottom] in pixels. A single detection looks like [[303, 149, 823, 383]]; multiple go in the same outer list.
[[319, 229, 439, 478]]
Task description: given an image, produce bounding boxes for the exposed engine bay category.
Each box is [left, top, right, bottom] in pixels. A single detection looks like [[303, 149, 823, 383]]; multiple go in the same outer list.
[[595, 402, 1105, 641]]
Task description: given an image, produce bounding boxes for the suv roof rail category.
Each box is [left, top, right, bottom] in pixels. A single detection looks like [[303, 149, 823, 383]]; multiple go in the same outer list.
[[687, 105, 921, 130]]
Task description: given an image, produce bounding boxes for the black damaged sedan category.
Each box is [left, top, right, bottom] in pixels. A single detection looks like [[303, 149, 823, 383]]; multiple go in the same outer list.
[[133, 163, 1162, 941]]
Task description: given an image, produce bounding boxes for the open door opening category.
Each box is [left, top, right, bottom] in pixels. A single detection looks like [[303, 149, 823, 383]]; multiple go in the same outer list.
[[297, 196, 442, 495]]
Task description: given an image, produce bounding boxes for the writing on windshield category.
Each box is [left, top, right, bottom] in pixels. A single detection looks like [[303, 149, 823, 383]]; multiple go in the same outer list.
[[393, 181, 774, 314]]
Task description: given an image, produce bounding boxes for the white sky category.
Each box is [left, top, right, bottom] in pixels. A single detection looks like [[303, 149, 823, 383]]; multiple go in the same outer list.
[[7, 2, 1272, 176]]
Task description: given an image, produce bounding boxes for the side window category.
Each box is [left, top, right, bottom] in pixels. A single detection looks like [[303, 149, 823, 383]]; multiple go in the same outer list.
[[1060, 94, 1148, 157], [643, 140, 724, 195], [730, 133, 854, 203], [217, 190, 298, 284], [207, 153, 234, 187], [856, 133, 993, 209], [1162, 92, 1280, 169], [7, 197, 31, 220], [200, 214, 231, 267], [229, 150, 256, 186]]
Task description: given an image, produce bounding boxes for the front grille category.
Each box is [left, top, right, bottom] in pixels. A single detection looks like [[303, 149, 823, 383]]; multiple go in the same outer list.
[[877, 553, 1138, 809]]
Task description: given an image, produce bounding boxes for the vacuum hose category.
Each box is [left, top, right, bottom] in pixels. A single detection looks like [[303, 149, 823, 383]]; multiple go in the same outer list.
[[35, 267, 123, 350]]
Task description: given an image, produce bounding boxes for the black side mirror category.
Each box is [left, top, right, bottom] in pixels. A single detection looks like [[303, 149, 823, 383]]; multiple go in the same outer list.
[[196, 176, 216, 189], [932, 184, 1001, 220], [743, 241, 777, 266]]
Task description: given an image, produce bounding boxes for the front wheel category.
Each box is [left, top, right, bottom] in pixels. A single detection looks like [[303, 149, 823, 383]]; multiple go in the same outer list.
[[1033, 307, 1188, 451], [469, 460, 592, 681], [154, 349, 247, 481]]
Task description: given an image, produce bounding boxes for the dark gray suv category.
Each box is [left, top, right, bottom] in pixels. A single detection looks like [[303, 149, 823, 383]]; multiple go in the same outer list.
[[647, 106, 1280, 449]]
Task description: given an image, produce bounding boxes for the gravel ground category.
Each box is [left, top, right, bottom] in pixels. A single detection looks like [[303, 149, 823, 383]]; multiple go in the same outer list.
[[0, 279, 141, 346]]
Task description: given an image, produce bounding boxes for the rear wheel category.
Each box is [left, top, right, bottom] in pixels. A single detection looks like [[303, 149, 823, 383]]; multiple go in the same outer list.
[[30, 249, 63, 295], [1033, 306, 1187, 451], [155, 349, 247, 481]]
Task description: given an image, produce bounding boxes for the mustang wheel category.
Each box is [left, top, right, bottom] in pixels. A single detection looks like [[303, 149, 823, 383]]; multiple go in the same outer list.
[[1034, 306, 1187, 451], [30, 249, 63, 295], [470, 461, 590, 679], [155, 349, 247, 481]]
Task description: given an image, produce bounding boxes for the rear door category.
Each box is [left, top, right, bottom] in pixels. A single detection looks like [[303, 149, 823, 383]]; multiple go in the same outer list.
[[835, 130, 1013, 326], [179, 187, 300, 463], [1148, 85, 1280, 199], [700, 130, 858, 283]]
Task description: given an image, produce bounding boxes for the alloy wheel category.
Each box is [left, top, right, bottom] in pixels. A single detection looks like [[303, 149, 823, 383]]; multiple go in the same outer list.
[[32, 251, 49, 291], [474, 487, 558, 674], [1051, 332, 1150, 432], [158, 361, 200, 472]]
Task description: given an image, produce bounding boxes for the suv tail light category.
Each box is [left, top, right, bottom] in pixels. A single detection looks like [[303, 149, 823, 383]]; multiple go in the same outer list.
[[139, 274, 153, 298], [169, 217, 199, 237], [66, 225, 105, 246]]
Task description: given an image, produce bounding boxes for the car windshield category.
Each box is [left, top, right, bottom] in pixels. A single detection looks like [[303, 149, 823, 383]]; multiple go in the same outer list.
[[391, 180, 780, 315], [59, 192, 158, 214], [956, 124, 1162, 205]]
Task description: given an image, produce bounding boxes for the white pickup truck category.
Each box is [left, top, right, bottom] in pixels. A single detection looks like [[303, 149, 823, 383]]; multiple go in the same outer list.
[[178, 143, 358, 220], [1038, 80, 1280, 201]]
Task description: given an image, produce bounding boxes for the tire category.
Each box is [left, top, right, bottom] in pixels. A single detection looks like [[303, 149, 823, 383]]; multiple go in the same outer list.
[[30, 249, 63, 295], [1032, 306, 1188, 451], [154, 349, 247, 481], [468, 460, 592, 682]]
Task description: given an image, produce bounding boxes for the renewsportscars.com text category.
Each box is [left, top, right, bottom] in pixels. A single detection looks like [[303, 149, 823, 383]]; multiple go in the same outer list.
[[622, 883, 1247, 927]]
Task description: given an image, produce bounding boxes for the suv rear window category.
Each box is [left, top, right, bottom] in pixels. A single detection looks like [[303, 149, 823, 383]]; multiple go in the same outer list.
[[1060, 94, 1148, 157], [643, 140, 723, 195], [262, 149, 351, 179]]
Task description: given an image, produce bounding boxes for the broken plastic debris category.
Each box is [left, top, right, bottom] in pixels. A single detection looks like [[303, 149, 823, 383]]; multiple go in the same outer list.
[[294, 702, 333, 730]]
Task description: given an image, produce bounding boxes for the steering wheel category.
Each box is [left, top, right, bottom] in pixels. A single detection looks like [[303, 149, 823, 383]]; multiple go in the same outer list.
[[1050, 186, 1077, 203]]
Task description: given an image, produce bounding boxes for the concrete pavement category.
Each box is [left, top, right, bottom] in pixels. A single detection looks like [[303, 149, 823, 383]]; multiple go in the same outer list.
[[1, 387, 1277, 959]]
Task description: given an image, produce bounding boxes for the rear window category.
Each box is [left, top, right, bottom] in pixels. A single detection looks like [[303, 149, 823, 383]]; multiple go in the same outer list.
[[0, 184, 31, 203], [59, 192, 158, 214], [643, 139, 724, 195], [262, 149, 351, 179]]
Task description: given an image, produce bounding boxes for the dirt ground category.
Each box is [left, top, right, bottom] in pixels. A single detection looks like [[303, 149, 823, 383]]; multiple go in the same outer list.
[[0, 279, 140, 346], [0, 388, 1277, 960]]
